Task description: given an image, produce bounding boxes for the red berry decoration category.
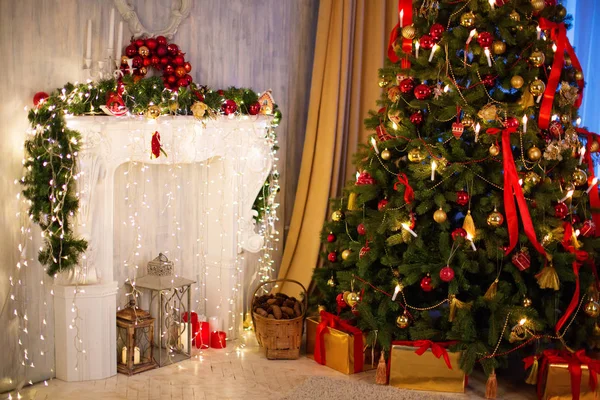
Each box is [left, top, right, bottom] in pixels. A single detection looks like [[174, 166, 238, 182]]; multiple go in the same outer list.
[[504, 117, 519, 129], [549, 121, 564, 137], [482, 74, 496, 88], [33, 92, 49, 106], [414, 84, 432, 100], [456, 190, 469, 206], [248, 101, 261, 115], [336, 293, 348, 308], [328, 252, 338, 262], [429, 23, 445, 41], [419, 34, 435, 50], [399, 78, 414, 94], [440, 266, 455, 282], [554, 202, 569, 219], [420, 276, 433, 292], [477, 32, 493, 48], [581, 220, 596, 237], [452, 227, 467, 241], [125, 44, 138, 57], [221, 99, 238, 115], [357, 223, 366, 236], [410, 111, 424, 125], [378, 199, 389, 211]]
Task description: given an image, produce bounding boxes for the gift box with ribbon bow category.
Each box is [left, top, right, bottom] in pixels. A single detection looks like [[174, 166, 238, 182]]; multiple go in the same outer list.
[[388, 340, 466, 393], [306, 311, 376, 374], [531, 349, 600, 400]]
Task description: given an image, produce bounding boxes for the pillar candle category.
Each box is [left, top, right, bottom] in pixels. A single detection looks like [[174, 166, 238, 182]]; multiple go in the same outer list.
[[180, 322, 188, 353], [197, 321, 210, 349], [121, 346, 127, 364], [210, 331, 227, 349], [209, 316, 222, 332], [116, 21, 123, 62], [133, 346, 140, 365], [85, 19, 92, 60], [108, 8, 115, 57]]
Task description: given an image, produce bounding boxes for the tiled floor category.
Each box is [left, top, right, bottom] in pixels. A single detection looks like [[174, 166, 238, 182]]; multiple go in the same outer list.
[[8, 334, 536, 400]]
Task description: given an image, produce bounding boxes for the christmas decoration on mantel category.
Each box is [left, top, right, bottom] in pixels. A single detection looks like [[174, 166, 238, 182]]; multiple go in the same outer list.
[[312, 0, 600, 397]]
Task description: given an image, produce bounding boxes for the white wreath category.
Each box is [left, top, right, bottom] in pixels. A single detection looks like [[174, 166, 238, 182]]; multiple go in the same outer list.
[[114, 0, 191, 39]]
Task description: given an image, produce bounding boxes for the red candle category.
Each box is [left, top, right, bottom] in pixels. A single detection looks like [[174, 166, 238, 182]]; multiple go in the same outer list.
[[196, 322, 210, 349], [210, 331, 227, 349]]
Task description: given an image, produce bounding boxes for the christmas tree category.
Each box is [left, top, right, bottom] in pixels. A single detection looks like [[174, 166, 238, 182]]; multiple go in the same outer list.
[[312, 0, 600, 379]]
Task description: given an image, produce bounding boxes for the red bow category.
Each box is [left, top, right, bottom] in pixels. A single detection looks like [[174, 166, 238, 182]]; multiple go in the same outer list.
[[391, 340, 458, 370], [578, 128, 600, 237], [486, 127, 545, 257], [538, 350, 600, 400], [314, 311, 364, 373], [537, 18, 584, 130], [394, 173, 414, 204], [387, 0, 413, 68]]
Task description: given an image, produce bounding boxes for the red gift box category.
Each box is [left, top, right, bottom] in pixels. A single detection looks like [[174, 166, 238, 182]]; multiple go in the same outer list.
[[211, 331, 227, 349], [512, 248, 531, 271]]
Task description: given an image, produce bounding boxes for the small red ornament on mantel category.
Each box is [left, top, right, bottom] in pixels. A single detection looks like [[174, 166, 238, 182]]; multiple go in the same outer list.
[[554, 202, 569, 219], [420, 276, 433, 292], [511, 248, 531, 271], [248, 102, 261, 115], [221, 99, 237, 115], [456, 190, 469, 206]]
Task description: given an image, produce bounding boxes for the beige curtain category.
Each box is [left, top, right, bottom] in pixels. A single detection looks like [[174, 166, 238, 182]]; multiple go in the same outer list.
[[278, 0, 398, 294]]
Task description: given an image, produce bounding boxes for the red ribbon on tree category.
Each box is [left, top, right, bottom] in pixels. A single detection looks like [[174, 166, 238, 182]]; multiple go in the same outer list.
[[393, 172, 414, 204], [387, 0, 413, 68], [536, 349, 600, 400], [537, 18, 584, 130], [486, 127, 546, 257], [555, 222, 590, 333], [314, 310, 364, 373], [578, 128, 600, 237]]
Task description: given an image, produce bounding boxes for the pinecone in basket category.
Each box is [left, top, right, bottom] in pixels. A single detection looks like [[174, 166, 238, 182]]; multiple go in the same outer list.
[[253, 293, 303, 320]]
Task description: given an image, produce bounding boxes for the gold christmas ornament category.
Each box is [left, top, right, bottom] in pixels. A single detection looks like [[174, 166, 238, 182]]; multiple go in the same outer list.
[[509, 10, 521, 21], [460, 12, 476, 28], [138, 46, 150, 57], [433, 208, 447, 224], [381, 148, 391, 160], [121, 55, 130, 65], [487, 208, 504, 227], [575, 70, 584, 81], [560, 114, 571, 124], [556, 5, 567, 18], [331, 210, 345, 222], [396, 314, 410, 329], [492, 41, 506, 55], [527, 146, 542, 162], [461, 114, 475, 128], [327, 277, 336, 287], [585, 301, 600, 318], [138, 66, 148, 76], [523, 297, 532, 307], [511, 75, 525, 89], [531, 0, 545, 11], [524, 171, 542, 186], [379, 77, 390, 88], [145, 105, 161, 119], [341, 249, 352, 260], [407, 148, 425, 163], [529, 51, 546, 67], [529, 79, 546, 96], [489, 143, 500, 156], [572, 169, 588, 186], [401, 24, 416, 40], [478, 104, 498, 121], [345, 291, 360, 308], [191, 101, 208, 119]]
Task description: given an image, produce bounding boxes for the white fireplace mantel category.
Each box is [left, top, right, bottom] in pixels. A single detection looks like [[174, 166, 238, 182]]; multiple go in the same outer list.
[[54, 114, 274, 381]]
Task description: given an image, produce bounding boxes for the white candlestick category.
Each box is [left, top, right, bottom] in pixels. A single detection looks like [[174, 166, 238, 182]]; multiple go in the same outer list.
[[587, 178, 598, 194], [579, 147, 586, 165], [431, 160, 437, 181], [489, 0, 495, 8], [429, 44, 439, 62], [392, 283, 402, 301], [85, 19, 92, 65], [559, 191, 574, 203], [180, 322, 189, 353], [522, 115, 528, 133], [415, 41, 420, 58], [474, 123, 481, 142], [209, 316, 222, 332], [401, 223, 418, 237], [466, 234, 477, 251], [370, 137, 380, 154], [108, 8, 115, 60], [116, 21, 124, 64], [400, 9, 404, 27], [536, 26, 541, 40], [484, 48, 492, 67]]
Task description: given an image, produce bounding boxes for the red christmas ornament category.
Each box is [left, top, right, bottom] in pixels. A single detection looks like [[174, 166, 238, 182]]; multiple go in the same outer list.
[[135, 38, 145, 48], [549, 121, 564, 137], [414, 84, 432, 100], [218, 90, 225, 96], [167, 43, 179, 55], [456, 190, 469, 206], [167, 75, 177, 85], [248, 101, 261, 115], [399, 78, 414, 94], [511, 248, 531, 271], [132, 56, 143, 68], [156, 36, 167, 46], [452, 122, 464, 139], [156, 45, 168, 57], [477, 32, 493, 48], [378, 199, 389, 211], [554, 202, 569, 219], [160, 56, 170, 66], [164, 64, 175, 75], [571, 214, 581, 226], [221, 99, 238, 115], [419, 34, 435, 50], [452, 227, 467, 241], [580, 220, 596, 237], [327, 233, 336, 243], [174, 55, 185, 66], [545, 0, 556, 5], [357, 223, 366, 236], [440, 266, 455, 282], [175, 66, 186, 78], [420, 276, 433, 292], [145, 38, 157, 50], [328, 252, 338, 262], [33, 92, 49, 106], [336, 293, 348, 308], [410, 111, 424, 125], [177, 78, 189, 87], [125, 44, 138, 57], [151, 55, 160, 66], [482, 74, 496, 88], [429, 24, 445, 41], [184, 62, 192, 73], [505, 117, 519, 129], [143, 57, 152, 67], [356, 171, 375, 185]]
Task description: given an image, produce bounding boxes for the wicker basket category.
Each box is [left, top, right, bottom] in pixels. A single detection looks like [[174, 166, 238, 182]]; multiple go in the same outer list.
[[252, 279, 307, 360]]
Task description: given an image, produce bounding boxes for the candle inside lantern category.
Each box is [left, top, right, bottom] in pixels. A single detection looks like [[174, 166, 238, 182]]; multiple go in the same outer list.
[[134, 346, 140, 365], [210, 331, 227, 349], [208, 316, 222, 333], [401, 223, 418, 237]]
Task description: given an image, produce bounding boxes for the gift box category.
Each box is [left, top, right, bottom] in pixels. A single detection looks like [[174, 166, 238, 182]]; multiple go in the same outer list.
[[306, 311, 376, 374], [388, 341, 465, 393], [536, 350, 600, 400]]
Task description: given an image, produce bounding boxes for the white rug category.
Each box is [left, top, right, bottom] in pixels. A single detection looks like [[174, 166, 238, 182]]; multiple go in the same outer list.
[[279, 376, 467, 400]]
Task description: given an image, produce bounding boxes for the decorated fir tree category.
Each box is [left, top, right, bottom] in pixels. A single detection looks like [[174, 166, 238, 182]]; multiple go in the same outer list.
[[312, 0, 600, 380]]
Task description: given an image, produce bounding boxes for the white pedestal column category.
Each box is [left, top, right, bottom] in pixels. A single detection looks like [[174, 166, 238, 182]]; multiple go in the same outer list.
[[54, 281, 118, 381]]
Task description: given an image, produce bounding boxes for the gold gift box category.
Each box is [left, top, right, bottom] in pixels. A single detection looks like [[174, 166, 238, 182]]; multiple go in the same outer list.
[[305, 317, 376, 374], [541, 363, 599, 400], [389, 344, 465, 393]]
